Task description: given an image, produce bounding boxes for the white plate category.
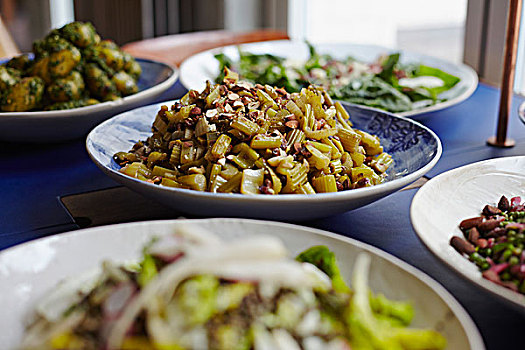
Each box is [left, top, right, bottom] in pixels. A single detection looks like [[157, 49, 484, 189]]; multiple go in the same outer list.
[[411, 156, 525, 310], [0, 218, 484, 349], [0, 58, 178, 143], [86, 101, 441, 221], [179, 40, 478, 118]]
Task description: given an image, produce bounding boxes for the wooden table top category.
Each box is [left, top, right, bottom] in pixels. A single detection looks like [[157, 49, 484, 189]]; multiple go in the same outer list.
[[122, 29, 289, 67]]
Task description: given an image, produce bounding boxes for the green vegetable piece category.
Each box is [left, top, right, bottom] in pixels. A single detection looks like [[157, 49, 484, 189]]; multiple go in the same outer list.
[[296, 245, 350, 293], [176, 275, 218, 326], [240, 168, 265, 194], [211, 324, 250, 350], [231, 116, 260, 136], [370, 293, 414, 327], [355, 129, 383, 156], [348, 253, 446, 350], [216, 283, 254, 312], [250, 134, 282, 149], [137, 254, 158, 287], [305, 143, 331, 170], [178, 174, 207, 191], [218, 172, 242, 193], [378, 53, 400, 85], [208, 134, 231, 160]]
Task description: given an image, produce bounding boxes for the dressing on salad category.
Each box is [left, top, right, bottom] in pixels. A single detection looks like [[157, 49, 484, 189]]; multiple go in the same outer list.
[[21, 225, 446, 350]]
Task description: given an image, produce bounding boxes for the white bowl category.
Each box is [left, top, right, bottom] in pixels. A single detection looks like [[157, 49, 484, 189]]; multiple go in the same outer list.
[[0, 218, 484, 349], [179, 40, 478, 118], [86, 101, 441, 220], [0, 58, 178, 142], [411, 156, 525, 310]]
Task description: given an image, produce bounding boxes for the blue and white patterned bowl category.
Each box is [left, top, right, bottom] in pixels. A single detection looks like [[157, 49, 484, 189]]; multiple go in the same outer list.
[[87, 101, 442, 220], [0, 58, 178, 142]]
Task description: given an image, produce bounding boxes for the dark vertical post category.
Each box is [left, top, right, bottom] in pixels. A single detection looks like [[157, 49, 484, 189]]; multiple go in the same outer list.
[[487, 0, 522, 147]]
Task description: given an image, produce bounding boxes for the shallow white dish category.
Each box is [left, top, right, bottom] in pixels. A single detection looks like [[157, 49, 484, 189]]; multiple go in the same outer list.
[[0, 58, 178, 143], [86, 101, 441, 220], [411, 156, 525, 310], [179, 40, 478, 118], [0, 218, 484, 349]]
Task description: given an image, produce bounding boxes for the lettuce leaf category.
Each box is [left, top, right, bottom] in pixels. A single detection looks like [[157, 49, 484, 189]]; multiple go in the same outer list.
[[296, 245, 350, 293], [348, 253, 447, 350]]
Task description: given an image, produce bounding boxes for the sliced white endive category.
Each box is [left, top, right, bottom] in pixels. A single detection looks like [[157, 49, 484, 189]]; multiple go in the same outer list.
[[107, 234, 319, 348]]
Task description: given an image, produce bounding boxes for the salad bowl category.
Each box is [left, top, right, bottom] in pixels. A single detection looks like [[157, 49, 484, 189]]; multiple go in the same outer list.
[[179, 40, 478, 118], [0, 218, 484, 349]]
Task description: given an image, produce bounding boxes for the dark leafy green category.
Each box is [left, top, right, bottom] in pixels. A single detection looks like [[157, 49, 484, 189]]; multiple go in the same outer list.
[[214, 44, 461, 114]]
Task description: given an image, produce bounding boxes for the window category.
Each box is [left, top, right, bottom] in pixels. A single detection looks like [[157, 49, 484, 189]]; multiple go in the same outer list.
[[288, 0, 467, 64]]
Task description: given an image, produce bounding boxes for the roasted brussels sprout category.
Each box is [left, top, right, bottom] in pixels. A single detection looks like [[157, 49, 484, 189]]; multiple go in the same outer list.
[[1, 77, 44, 112]]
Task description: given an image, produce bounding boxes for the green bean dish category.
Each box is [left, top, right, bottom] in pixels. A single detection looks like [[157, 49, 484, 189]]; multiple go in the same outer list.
[[114, 69, 393, 195]]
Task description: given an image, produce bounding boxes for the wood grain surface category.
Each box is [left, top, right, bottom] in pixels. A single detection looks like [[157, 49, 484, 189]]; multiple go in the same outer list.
[[122, 29, 288, 67]]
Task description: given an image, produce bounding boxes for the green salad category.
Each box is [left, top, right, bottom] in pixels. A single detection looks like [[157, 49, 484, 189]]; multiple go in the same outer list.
[[21, 225, 446, 350], [215, 43, 460, 113]]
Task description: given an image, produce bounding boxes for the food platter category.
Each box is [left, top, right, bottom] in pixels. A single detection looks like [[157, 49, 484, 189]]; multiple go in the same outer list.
[[411, 156, 525, 310], [0, 58, 178, 142], [86, 100, 441, 220], [0, 218, 484, 349], [179, 40, 478, 118]]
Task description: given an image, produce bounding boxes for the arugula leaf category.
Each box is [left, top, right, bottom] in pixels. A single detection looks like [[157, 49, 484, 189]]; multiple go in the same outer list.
[[213, 43, 461, 114], [378, 53, 400, 85], [332, 76, 413, 112], [214, 53, 233, 83]]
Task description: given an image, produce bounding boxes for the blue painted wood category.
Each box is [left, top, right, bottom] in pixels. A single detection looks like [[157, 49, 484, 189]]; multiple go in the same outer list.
[[2, 82, 525, 348]]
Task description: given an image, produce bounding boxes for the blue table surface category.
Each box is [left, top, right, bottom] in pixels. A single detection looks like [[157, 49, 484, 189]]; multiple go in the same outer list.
[[1, 81, 525, 349]]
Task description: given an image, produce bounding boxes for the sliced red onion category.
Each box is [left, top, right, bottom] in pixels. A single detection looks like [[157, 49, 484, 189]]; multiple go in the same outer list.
[[103, 282, 136, 320], [482, 269, 501, 283], [489, 263, 510, 275], [511, 196, 522, 207]]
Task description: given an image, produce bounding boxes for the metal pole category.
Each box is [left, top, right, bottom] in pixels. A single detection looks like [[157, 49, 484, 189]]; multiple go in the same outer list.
[[487, 0, 522, 148]]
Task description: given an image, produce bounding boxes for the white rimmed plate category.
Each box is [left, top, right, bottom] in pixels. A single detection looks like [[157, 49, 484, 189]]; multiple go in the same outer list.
[[0, 218, 484, 349], [0, 58, 178, 142], [86, 101, 441, 220], [411, 156, 525, 310], [179, 40, 478, 118]]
